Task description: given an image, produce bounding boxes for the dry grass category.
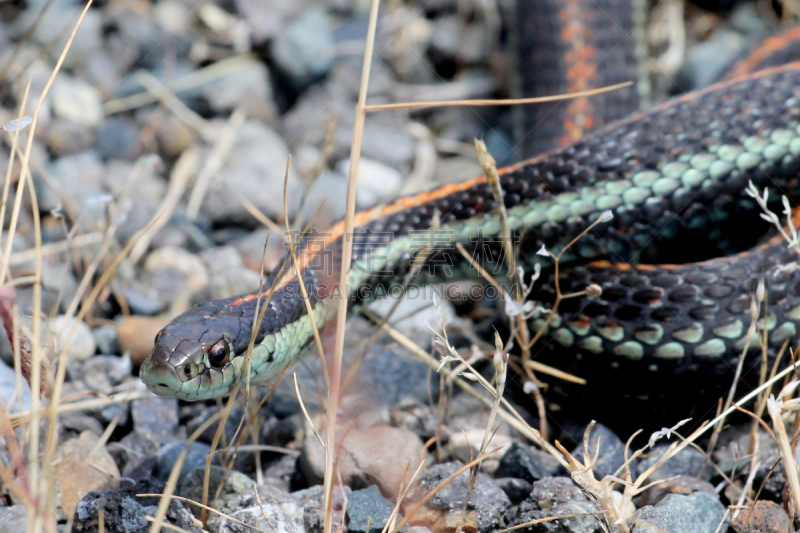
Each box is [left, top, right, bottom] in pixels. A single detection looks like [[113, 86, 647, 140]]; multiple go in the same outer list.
[[5, 2, 800, 533]]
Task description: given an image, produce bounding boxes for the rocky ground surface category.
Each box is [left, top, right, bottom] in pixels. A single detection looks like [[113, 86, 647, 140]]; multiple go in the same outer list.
[[0, 0, 796, 532]]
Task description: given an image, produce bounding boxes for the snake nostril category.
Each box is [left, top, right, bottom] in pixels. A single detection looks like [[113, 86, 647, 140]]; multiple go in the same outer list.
[[184, 366, 193, 379]]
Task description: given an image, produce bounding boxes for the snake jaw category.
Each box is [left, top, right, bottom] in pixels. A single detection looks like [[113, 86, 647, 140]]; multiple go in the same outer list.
[[140, 355, 183, 396]]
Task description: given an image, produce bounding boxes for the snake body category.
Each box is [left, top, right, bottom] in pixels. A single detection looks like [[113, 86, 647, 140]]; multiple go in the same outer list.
[[141, 8, 800, 407]]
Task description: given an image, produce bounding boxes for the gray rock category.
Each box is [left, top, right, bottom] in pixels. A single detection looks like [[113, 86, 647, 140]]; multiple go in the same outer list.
[[504, 477, 600, 533], [117, 285, 165, 316], [571, 423, 633, 480], [713, 424, 784, 498], [18, 4, 102, 69], [51, 315, 96, 361], [207, 483, 305, 533], [95, 402, 129, 428], [72, 478, 201, 533], [46, 118, 97, 156], [51, 75, 102, 127], [638, 475, 719, 508], [284, 88, 415, 170], [494, 477, 533, 504], [638, 442, 713, 482], [360, 346, 438, 406], [199, 246, 261, 299], [132, 394, 179, 446], [495, 442, 564, 483], [156, 441, 220, 483], [200, 120, 301, 224], [389, 398, 439, 441], [0, 505, 27, 533], [300, 170, 349, 226], [428, 16, 461, 63], [631, 492, 727, 533], [177, 466, 254, 517], [37, 152, 107, 224], [348, 485, 401, 533], [59, 411, 105, 438], [263, 453, 299, 492], [271, 7, 334, 89], [92, 324, 119, 355], [97, 117, 141, 161], [335, 158, 403, 207], [411, 462, 510, 533], [202, 57, 277, 124], [234, 0, 307, 42], [82, 355, 132, 395], [104, 159, 167, 242], [141, 246, 209, 310], [293, 484, 349, 533], [0, 358, 31, 413]]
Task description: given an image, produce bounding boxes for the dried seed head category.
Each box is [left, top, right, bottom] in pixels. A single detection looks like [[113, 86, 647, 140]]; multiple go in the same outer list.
[[585, 284, 603, 298]]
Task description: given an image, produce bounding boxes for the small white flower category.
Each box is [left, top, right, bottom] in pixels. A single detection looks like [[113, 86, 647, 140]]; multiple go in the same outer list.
[[531, 263, 541, 282], [504, 294, 533, 317], [598, 210, 614, 222]]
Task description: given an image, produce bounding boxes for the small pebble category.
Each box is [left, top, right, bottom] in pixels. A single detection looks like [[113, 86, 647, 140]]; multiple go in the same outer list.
[[301, 425, 425, 499], [271, 7, 334, 89], [631, 492, 727, 533], [347, 485, 401, 533], [73, 478, 201, 533], [51, 315, 96, 361], [132, 394, 179, 447], [117, 316, 170, 367], [730, 500, 791, 533], [156, 441, 219, 484]]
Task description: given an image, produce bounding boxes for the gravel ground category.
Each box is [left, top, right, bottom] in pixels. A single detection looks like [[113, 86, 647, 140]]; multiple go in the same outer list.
[[0, 0, 795, 532]]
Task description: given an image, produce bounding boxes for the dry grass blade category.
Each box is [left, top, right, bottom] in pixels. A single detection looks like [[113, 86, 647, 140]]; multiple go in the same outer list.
[[0, 79, 32, 281], [766, 391, 800, 514], [366, 82, 633, 111], [323, 1, 382, 532], [0, 2, 99, 529]]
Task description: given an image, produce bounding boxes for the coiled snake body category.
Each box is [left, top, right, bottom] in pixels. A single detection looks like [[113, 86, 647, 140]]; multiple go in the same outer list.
[[141, 3, 800, 414]]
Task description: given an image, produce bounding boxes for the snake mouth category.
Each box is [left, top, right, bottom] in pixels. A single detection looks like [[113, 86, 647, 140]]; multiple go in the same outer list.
[[140, 358, 183, 396]]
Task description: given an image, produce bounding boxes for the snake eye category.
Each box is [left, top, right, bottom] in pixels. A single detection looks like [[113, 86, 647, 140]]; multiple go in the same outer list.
[[208, 340, 229, 368]]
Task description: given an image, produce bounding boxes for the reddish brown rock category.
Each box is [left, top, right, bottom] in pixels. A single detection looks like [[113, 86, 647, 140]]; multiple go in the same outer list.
[[117, 316, 170, 367], [730, 500, 790, 533], [300, 425, 426, 499], [55, 431, 120, 517]]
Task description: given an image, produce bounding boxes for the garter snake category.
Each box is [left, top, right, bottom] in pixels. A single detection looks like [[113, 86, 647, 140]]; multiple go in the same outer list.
[[141, 12, 800, 407]]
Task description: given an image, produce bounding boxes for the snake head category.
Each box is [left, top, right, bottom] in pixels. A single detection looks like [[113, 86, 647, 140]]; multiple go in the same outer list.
[[140, 301, 279, 400], [140, 284, 319, 400]]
